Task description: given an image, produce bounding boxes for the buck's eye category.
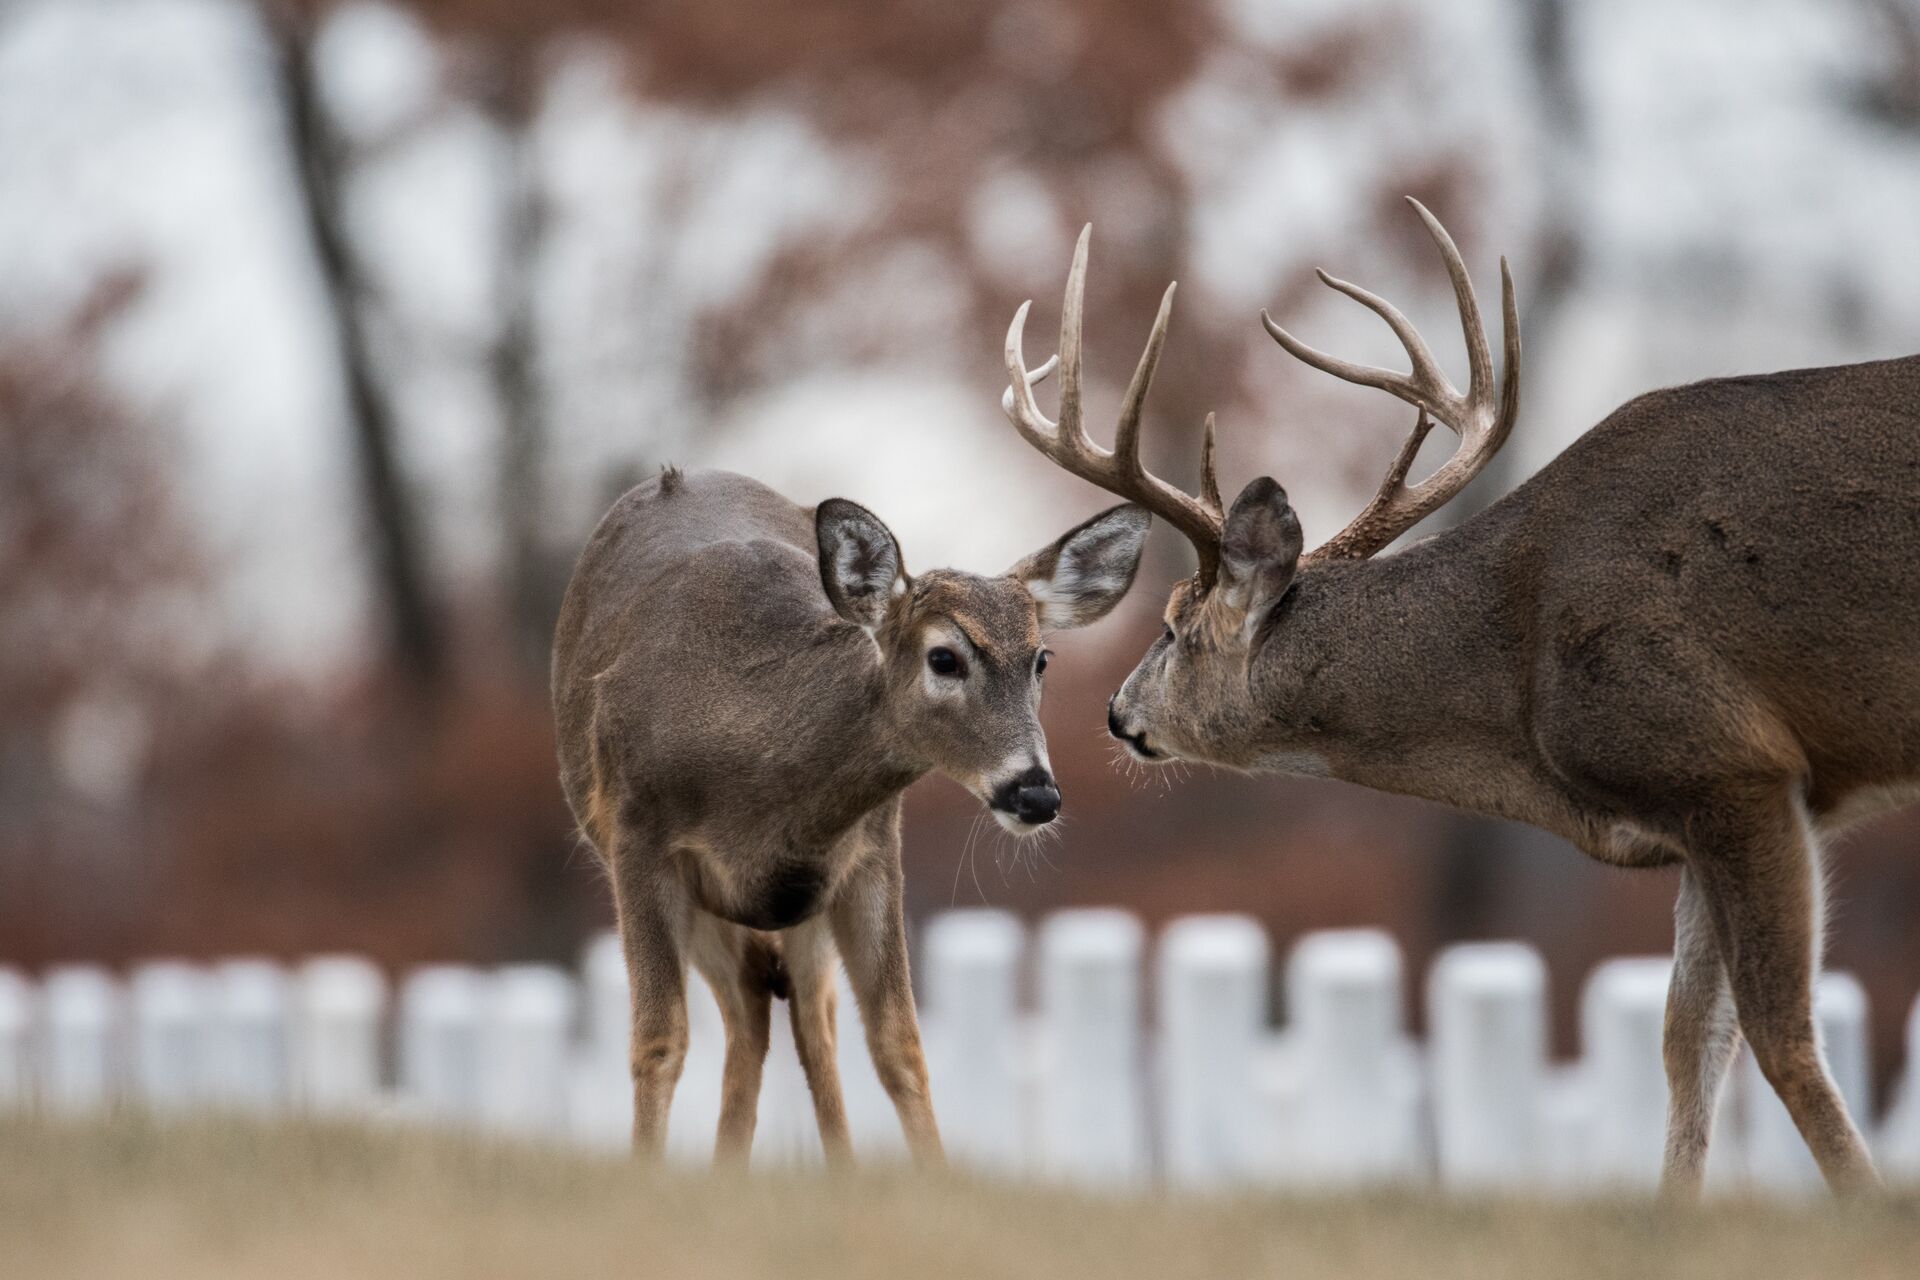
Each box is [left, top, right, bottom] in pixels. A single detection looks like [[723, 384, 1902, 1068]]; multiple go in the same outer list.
[[1162, 625, 1176, 644], [927, 647, 964, 677], [1035, 649, 1051, 676]]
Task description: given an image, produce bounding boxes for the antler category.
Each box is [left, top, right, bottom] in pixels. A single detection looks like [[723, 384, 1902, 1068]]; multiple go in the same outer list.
[[1262, 198, 1521, 563], [1003, 225, 1226, 587]]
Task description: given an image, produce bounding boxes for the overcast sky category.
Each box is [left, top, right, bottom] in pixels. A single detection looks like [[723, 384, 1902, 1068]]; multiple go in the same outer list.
[[3, 0, 1917, 672]]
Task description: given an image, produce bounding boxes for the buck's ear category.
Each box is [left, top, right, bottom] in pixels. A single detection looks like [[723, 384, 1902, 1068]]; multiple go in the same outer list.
[[817, 498, 904, 631], [1008, 504, 1150, 630], [1219, 477, 1302, 634]]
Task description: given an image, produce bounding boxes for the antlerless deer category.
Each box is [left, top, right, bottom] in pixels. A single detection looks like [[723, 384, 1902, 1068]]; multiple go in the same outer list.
[[552, 467, 1148, 1164], [1003, 202, 1919, 1196]]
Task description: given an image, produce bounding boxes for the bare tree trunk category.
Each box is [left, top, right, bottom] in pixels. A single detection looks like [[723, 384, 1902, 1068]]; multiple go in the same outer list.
[[261, 2, 445, 689], [476, 50, 561, 679]]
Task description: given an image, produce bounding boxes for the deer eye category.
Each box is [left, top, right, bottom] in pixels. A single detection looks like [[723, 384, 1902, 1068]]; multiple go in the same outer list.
[[1035, 649, 1051, 676], [927, 647, 964, 677], [1163, 625, 1176, 644]]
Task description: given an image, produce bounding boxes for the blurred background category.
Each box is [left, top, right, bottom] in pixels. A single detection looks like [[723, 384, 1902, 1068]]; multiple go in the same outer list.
[[3, 0, 1920, 1094]]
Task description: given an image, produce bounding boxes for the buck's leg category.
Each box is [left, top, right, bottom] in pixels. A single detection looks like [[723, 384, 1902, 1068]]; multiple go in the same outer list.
[[1659, 867, 1742, 1200], [610, 852, 690, 1159], [1689, 791, 1881, 1194], [688, 918, 772, 1167], [782, 915, 854, 1167], [829, 834, 944, 1167]]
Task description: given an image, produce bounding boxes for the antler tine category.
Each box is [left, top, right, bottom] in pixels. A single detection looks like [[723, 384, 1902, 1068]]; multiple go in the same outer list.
[[1113, 282, 1176, 480], [998, 352, 1058, 422], [1494, 256, 1521, 451], [1407, 197, 1492, 407], [1199, 412, 1221, 514], [1306, 269, 1457, 421], [1055, 224, 1091, 451], [1263, 200, 1522, 563], [1260, 307, 1428, 407]]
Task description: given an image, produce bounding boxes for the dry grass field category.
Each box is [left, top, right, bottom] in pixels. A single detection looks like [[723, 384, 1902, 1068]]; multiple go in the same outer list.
[[5, 1117, 1920, 1280]]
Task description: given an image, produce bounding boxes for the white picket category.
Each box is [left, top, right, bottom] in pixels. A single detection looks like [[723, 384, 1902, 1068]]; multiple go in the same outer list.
[[1157, 914, 1268, 1188], [399, 964, 485, 1123], [1037, 909, 1148, 1187], [478, 964, 574, 1139], [39, 966, 121, 1113], [0, 967, 32, 1109], [923, 909, 1027, 1171], [1580, 956, 1672, 1188], [1427, 941, 1547, 1190], [295, 955, 386, 1115], [1285, 929, 1423, 1185], [128, 961, 213, 1112], [1881, 992, 1920, 1182], [208, 958, 291, 1113]]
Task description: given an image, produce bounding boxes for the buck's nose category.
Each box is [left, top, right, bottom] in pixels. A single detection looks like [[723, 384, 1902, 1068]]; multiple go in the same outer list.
[[991, 765, 1060, 826], [1108, 695, 1158, 759]]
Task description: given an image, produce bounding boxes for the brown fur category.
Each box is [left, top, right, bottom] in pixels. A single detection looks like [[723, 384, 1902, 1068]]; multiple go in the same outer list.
[[552, 468, 1146, 1165], [1109, 357, 1920, 1196]]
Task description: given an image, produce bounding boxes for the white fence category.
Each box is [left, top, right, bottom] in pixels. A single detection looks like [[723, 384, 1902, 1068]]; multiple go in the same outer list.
[[5, 910, 1920, 1195]]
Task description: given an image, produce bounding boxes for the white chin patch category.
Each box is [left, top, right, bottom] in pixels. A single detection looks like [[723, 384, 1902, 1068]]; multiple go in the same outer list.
[[992, 810, 1040, 836]]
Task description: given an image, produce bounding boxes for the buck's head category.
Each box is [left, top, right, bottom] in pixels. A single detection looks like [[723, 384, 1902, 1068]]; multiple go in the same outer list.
[[815, 497, 1149, 831], [1003, 204, 1518, 771]]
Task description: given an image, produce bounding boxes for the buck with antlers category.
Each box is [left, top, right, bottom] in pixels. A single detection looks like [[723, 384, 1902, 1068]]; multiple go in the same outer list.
[[1003, 202, 1920, 1196], [552, 467, 1148, 1164]]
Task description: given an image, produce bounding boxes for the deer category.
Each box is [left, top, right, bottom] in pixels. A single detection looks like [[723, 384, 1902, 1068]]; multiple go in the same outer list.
[[1000, 203, 1920, 1197], [551, 465, 1149, 1165]]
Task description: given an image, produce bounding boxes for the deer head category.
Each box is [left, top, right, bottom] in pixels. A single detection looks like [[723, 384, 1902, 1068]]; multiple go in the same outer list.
[[1001, 201, 1519, 769], [816, 495, 1150, 828]]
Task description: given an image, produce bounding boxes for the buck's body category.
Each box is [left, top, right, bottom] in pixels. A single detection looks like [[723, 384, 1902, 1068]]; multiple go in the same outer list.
[[1009, 207, 1914, 1195], [1259, 356, 1920, 853], [555, 469, 911, 929]]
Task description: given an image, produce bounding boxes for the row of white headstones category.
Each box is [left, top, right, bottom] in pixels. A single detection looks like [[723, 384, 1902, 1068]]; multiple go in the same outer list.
[[4, 910, 1919, 1195]]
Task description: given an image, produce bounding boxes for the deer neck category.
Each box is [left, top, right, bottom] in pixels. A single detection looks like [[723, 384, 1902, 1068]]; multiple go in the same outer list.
[[1250, 521, 1535, 814], [791, 643, 928, 845]]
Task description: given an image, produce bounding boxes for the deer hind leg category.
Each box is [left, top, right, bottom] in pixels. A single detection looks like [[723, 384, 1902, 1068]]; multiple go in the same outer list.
[[1687, 789, 1881, 1195], [687, 917, 774, 1166], [609, 849, 690, 1159], [829, 847, 944, 1168], [781, 915, 854, 1167], [1660, 867, 1742, 1199]]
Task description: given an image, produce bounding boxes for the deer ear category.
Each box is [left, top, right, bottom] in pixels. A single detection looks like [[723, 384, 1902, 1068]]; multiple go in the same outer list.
[[1219, 477, 1302, 633], [816, 498, 903, 631], [1009, 504, 1151, 630]]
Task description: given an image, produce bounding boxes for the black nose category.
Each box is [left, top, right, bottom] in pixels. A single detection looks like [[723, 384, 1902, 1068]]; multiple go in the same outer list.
[[1014, 783, 1060, 825], [1107, 698, 1125, 741], [991, 765, 1060, 826]]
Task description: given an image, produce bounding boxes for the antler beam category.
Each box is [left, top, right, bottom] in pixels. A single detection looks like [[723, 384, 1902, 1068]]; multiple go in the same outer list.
[[1002, 226, 1226, 587]]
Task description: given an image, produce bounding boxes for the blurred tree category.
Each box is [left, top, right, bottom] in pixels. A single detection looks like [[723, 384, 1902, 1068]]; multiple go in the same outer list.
[[1852, 0, 1920, 124], [259, 0, 449, 690], [0, 271, 211, 955]]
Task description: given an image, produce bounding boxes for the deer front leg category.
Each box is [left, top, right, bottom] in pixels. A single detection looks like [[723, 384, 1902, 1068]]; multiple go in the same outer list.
[[782, 915, 854, 1167], [1689, 791, 1881, 1195], [687, 919, 773, 1167], [610, 856, 690, 1159], [830, 843, 944, 1168], [1660, 867, 1742, 1200]]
